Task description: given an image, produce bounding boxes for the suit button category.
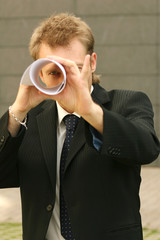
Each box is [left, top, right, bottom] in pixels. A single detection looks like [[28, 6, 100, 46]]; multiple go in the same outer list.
[[0, 136, 5, 149], [46, 204, 53, 212], [0, 136, 5, 143]]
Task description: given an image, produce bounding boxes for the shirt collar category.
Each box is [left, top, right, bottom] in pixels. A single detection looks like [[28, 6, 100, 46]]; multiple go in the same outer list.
[[56, 103, 80, 126]]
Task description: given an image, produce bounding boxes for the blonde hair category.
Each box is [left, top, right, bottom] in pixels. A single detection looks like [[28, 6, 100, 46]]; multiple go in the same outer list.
[[29, 13, 100, 83]]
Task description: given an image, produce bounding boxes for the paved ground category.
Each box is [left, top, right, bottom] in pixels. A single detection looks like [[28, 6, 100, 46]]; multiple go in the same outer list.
[[0, 166, 160, 239], [140, 167, 160, 231], [0, 188, 21, 223]]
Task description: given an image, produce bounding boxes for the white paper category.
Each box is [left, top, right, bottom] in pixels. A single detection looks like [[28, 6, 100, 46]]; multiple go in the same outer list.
[[20, 58, 66, 95]]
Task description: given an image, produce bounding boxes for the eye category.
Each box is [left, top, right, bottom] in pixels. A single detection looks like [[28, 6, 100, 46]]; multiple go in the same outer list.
[[50, 71, 58, 75], [49, 71, 61, 77]]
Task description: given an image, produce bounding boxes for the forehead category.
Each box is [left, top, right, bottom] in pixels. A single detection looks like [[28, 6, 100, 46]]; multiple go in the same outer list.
[[38, 38, 87, 61]]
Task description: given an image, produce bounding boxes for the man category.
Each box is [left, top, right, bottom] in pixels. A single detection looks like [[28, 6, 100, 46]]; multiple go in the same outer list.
[[0, 13, 159, 240]]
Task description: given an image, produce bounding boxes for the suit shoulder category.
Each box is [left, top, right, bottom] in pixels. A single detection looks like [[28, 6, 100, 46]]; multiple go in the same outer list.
[[108, 89, 151, 103], [93, 84, 151, 109], [107, 89, 152, 113]]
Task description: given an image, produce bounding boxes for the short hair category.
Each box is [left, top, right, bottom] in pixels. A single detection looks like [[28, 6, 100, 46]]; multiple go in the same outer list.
[[29, 13, 100, 83]]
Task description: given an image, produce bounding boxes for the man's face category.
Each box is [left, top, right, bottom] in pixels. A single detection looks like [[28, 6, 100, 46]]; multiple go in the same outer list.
[[38, 38, 96, 89]]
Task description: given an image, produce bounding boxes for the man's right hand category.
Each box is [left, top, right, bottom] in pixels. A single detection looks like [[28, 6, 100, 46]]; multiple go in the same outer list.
[[8, 85, 49, 137]]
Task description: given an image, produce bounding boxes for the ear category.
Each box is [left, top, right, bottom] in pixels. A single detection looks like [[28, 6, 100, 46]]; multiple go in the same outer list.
[[90, 52, 97, 73]]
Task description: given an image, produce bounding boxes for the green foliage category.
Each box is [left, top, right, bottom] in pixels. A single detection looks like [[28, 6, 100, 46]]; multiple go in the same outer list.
[[0, 223, 22, 240], [0, 223, 160, 240]]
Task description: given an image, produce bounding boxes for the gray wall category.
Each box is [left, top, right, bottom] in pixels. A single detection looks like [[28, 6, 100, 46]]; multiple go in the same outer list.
[[0, 0, 160, 165]]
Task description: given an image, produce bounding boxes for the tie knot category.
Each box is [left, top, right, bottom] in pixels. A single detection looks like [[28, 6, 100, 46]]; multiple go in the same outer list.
[[63, 114, 79, 131]]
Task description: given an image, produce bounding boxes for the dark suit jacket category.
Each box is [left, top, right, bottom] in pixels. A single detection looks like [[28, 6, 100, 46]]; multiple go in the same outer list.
[[0, 83, 159, 240]]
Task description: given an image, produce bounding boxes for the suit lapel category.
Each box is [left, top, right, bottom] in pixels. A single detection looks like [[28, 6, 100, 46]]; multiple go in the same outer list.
[[36, 100, 57, 189], [91, 83, 111, 106]]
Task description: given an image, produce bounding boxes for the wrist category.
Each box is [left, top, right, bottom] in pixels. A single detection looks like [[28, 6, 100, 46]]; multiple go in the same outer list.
[[11, 103, 29, 119], [81, 101, 100, 118], [81, 102, 103, 135], [9, 105, 28, 130]]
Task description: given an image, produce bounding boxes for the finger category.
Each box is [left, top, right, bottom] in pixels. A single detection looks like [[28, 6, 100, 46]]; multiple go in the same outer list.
[[46, 55, 75, 68], [47, 55, 80, 75], [81, 55, 91, 75]]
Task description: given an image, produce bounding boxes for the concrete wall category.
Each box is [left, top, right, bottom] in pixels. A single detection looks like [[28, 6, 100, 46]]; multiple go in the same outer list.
[[0, 0, 159, 165]]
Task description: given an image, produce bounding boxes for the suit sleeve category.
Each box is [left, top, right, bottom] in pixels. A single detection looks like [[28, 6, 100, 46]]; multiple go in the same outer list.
[[100, 91, 160, 165], [0, 111, 25, 187]]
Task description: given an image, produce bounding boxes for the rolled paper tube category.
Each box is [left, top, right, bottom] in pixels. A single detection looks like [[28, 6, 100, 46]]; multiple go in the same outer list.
[[20, 58, 66, 95]]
